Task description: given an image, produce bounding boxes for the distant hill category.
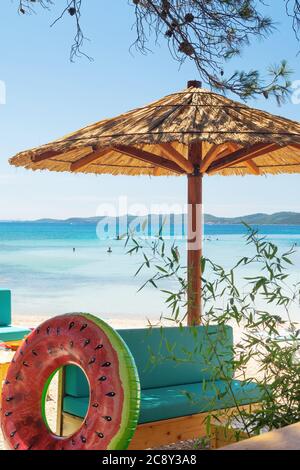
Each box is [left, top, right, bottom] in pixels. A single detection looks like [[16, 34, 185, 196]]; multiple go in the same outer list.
[[36, 217, 105, 224], [35, 215, 142, 225], [204, 212, 300, 225], [27, 212, 300, 225]]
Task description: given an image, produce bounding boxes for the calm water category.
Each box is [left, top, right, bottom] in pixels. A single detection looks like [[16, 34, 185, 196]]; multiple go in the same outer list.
[[1, 222, 300, 321]]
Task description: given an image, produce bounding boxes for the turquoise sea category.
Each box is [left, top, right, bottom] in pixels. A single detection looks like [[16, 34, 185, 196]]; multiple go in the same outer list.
[[1, 222, 300, 321]]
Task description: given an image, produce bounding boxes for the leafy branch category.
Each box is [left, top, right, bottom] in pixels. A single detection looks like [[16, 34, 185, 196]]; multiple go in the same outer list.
[[14, 1, 300, 101]]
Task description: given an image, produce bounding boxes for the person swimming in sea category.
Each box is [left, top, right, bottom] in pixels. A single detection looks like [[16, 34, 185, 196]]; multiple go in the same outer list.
[[107, 247, 112, 253]]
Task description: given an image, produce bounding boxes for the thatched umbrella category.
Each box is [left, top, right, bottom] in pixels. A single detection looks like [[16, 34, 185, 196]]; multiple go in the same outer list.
[[9, 81, 300, 325]]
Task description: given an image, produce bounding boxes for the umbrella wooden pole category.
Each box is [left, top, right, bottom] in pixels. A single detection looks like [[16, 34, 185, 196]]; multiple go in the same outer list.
[[187, 142, 203, 326]]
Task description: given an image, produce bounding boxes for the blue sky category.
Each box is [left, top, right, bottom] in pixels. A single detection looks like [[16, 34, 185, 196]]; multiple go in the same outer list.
[[0, 0, 299, 220]]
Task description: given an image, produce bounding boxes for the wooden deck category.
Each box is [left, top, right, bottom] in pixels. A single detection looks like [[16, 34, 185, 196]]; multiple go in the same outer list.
[[220, 422, 300, 450]]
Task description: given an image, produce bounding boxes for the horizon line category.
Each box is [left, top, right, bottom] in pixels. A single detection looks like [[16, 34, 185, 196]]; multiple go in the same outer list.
[[0, 210, 299, 223]]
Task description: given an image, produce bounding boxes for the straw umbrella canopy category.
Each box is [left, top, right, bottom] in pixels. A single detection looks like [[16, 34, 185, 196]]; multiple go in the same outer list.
[[9, 81, 300, 325]]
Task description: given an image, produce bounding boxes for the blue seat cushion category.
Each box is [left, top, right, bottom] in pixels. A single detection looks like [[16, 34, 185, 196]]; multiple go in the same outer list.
[[63, 379, 263, 424], [0, 325, 31, 342], [138, 380, 263, 423], [63, 396, 90, 420], [64, 365, 89, 398], [0, 290, 11, 327]]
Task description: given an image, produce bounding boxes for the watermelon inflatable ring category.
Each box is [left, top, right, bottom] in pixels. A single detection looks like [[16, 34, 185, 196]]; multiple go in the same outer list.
[[1, 313, 140, 450]]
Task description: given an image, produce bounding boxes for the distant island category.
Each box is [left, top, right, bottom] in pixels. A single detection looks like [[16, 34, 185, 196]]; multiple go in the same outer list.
[[204, 212, 300, 225], [4, 211, 300, 225]]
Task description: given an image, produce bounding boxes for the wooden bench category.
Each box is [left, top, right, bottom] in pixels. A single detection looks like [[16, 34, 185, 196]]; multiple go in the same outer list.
[[57, 325, 263, 449]]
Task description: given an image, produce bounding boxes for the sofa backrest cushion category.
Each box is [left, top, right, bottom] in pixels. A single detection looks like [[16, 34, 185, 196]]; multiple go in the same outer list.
[[64, 325, 233, 397], [64, 365, 89, 398], [0, 290, 11, 327], [118, 325, 233, 390]]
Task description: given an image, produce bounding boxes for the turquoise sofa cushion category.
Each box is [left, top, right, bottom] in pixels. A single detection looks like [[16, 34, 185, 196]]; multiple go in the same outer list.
[[138, 380, 262, 423], [64, 325, 233, 397], [0, 290, 11, 327], [64, 365, 90, 398], [0, 325, 31, 342], [118, 325, 233, 389], [63, 379, 263, 424], [63, 396, 89, 420]]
